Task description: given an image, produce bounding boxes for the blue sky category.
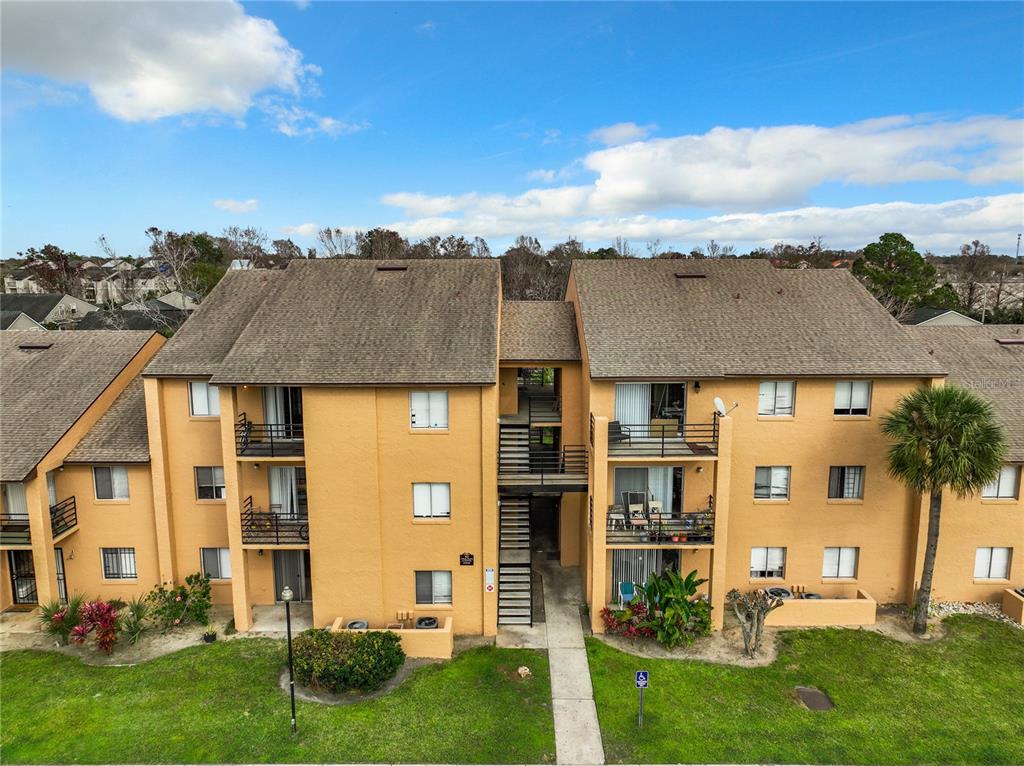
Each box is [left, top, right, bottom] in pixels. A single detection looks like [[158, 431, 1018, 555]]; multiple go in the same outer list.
[[2, 1, 1022, 258]]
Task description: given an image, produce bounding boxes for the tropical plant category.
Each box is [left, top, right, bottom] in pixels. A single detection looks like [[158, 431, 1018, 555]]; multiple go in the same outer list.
[[146, 572, 213, 630], [118, 596, 150, 645], [601, 569, 712, 648], [71, 600, 120, 654], [38, 594, 84, 645], [882, 385, 1007, 634]]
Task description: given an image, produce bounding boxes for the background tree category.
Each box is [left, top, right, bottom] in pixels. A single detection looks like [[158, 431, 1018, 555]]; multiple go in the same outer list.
[[851, 233, 940, 320], [881, 385, 1006, 635], [19, 244, 85, 297], [612, 236, 635, 258], [356, 228, 408, 259], [951, 240, 997, 313], [317, 227, 357, 258]]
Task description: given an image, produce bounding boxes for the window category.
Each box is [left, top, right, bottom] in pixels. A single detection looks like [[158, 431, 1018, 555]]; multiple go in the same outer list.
[[982, 465, 1020, 499], [750, 547, 786, 579], [200, 548, 232, 579], [188, 380, 220, 416], [754, 466, 790, 499], [413, 483, 451, 518], [410, 391, 448, 429], [93, 466, 129, 500], [828, 466, 865, 499], [415, 570, 453, 604], [101, 548, 137, 579], [822, 547, 859, 578], [974, 547, 1011, 579], [758, 381, 795, 416], [195, 467, 226, 500], [834, 380, 872, 415]]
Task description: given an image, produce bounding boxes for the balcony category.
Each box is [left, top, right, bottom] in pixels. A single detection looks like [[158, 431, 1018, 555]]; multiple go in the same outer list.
[[0, 496, 78, 547], [605, 418, 719, 458], [50, 496, 78, 539], [498, 426, 588, 493], [235, 413, 304, 457], [606, 498, 715, 546], [240, 496, 309, 546], [0, 515, 30, 547]]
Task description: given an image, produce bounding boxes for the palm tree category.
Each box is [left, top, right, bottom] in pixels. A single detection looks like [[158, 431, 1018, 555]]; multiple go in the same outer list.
[[882, 385, 1007, 634]]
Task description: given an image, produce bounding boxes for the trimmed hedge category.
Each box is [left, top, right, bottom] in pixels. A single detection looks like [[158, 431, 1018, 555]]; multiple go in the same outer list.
[[293, 628, 405, 693]]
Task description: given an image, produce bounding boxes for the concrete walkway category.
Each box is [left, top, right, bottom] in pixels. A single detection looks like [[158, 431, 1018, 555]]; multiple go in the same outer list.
[[539, 562, 605, 766]]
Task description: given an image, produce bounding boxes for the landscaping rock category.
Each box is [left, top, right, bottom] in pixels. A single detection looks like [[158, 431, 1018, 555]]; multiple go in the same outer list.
[[932, 601, 1022, 630], [517, 665, 532, 679]]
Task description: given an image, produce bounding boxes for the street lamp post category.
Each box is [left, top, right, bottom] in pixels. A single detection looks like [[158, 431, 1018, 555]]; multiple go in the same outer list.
[[281, 585, 297, 734]]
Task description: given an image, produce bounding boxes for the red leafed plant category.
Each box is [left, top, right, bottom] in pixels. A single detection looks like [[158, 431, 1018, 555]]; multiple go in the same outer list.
[[71, 600, 120, 654]]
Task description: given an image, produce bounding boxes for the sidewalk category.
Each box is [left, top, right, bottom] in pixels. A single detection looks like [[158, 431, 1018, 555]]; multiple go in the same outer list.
[[538, 562, 605, 766]]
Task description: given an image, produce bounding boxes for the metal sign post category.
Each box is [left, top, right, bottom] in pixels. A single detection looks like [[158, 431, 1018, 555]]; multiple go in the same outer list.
[[635, 670, 649, 728]]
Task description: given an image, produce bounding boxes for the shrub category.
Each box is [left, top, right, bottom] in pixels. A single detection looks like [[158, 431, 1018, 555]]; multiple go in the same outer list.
[[602, 568, 713, 649], [119, 596, 150, 645], [146, 573, 212, 630], [38, 594, 84, 645], [71, 600, 120, 654], [293, 628, 405, 693]]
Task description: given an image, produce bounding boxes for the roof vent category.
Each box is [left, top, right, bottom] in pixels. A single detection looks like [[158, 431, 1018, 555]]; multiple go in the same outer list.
[[674, 272, 706, 279], [995, 338, 1024, 345], [18, 342, 53, 351], [375, 263, 408, 272]]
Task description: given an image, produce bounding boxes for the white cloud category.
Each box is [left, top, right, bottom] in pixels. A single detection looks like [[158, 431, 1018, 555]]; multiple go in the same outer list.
[[213, 198, 259, 214], [281, 223, 320, 237], [382, 193, 1023, 253], [262, 102, 369, 138], [542, 128, 561, 145], [527, 169, 557, 183], [588, 121, 657, 146], [1, 0, 355, 135]]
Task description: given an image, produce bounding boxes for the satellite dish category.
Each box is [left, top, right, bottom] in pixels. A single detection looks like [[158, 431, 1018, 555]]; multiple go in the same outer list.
[[713, 397, 727, 417]]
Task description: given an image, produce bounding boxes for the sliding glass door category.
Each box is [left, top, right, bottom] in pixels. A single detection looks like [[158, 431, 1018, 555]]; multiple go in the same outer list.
[[263, 387, 303, 439], [268, 467, 307, 519]]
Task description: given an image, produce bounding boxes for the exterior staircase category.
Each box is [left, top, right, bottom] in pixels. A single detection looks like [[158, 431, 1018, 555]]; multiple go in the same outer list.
[[498, 425, 530, 474], [498, 496, 532, 625]]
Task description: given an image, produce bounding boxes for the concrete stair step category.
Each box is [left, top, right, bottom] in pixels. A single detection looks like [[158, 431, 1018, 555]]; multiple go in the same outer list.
[[498, 615, 532, 625]]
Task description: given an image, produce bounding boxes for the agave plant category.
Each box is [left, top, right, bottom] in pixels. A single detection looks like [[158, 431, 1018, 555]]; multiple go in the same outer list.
[[38, 594, 84, 645], [118, 596, 150, 645]]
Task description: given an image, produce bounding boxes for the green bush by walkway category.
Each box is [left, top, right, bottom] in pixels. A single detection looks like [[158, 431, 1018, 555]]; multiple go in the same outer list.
[[0, 639, 554, 764], [589, 614, 1024, 765]]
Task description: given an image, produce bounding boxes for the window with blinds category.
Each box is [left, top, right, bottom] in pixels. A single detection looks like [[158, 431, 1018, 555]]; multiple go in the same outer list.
[[415, 570, 453, 604], [750, 547, 786, 578], [974, 547, 1011, 579], [758, 380, 795, 416], [93, 466, 129, 500], [981, 465, 1020, 499], [200, 547, 232, 579], [410, 391, 449, 429], [188, 380, 220, 416], [834, 380, 872, 416], [413, 483, 451, 518], [754, 466, 791, 499], [822, 547, 859, 578]]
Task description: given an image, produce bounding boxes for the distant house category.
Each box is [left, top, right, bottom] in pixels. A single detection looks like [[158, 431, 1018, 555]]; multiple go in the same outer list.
[[74, 308, 188, 331], [0, 293, 99, 325], [902, 307, 982, 326], [3, 269, 41, 295], [0, 311, 46, 330], [229, 259, 254, 270], [156, 289, 199, 311], [120, 298, 180, 313]]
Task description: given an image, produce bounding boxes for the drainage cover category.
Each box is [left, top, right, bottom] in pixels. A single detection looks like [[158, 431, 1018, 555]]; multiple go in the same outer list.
[[795, 686, 834, 711]]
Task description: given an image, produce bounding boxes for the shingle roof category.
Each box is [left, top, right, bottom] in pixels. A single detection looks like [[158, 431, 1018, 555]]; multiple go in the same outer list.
[[143, 270, 283, 378], [500, 301, 580, 361], [907, 324, 1024, 462], [903, 306, 980, 325], [0, 330, 155, 481], [210, 259, 500, 385], [0, 311, 42, 330], [75, 309, 188, 331], [0, 294, 65, 322], [65, 377, 150, 464], [571, 259, 947, 379]]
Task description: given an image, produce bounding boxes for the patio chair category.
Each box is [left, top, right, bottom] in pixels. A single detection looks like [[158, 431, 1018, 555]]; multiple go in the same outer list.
[[608, 421, 632, 445], [619, 580, 636, 607]]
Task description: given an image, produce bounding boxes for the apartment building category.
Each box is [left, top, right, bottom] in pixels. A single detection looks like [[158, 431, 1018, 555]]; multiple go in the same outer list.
[[1, 259, 1020, 641]]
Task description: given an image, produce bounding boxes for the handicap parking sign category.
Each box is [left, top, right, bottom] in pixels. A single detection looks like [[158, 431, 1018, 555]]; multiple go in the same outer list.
[[635, 670, 649, 689]]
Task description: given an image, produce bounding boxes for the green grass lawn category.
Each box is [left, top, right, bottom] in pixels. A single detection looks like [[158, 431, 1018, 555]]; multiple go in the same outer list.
[[589, 615, 1024, 765], [0, 639, 554, 764]]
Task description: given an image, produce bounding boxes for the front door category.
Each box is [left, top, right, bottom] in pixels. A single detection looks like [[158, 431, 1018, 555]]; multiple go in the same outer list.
[[7, 551, 37, 605], [273, 550, 311, 602], [55, 548, 67, 603]]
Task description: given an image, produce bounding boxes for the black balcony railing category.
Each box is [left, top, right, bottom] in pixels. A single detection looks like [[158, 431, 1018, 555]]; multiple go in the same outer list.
[[50, 496, 77, 538], [235, 412, 305, 457], [527, 392, 561, 424], [606, 510, 715, 545], [240, 496, 309, 545], [0, 514, 31, 546], [607, 417, 719, 457], [499, 444, 588, 488]]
